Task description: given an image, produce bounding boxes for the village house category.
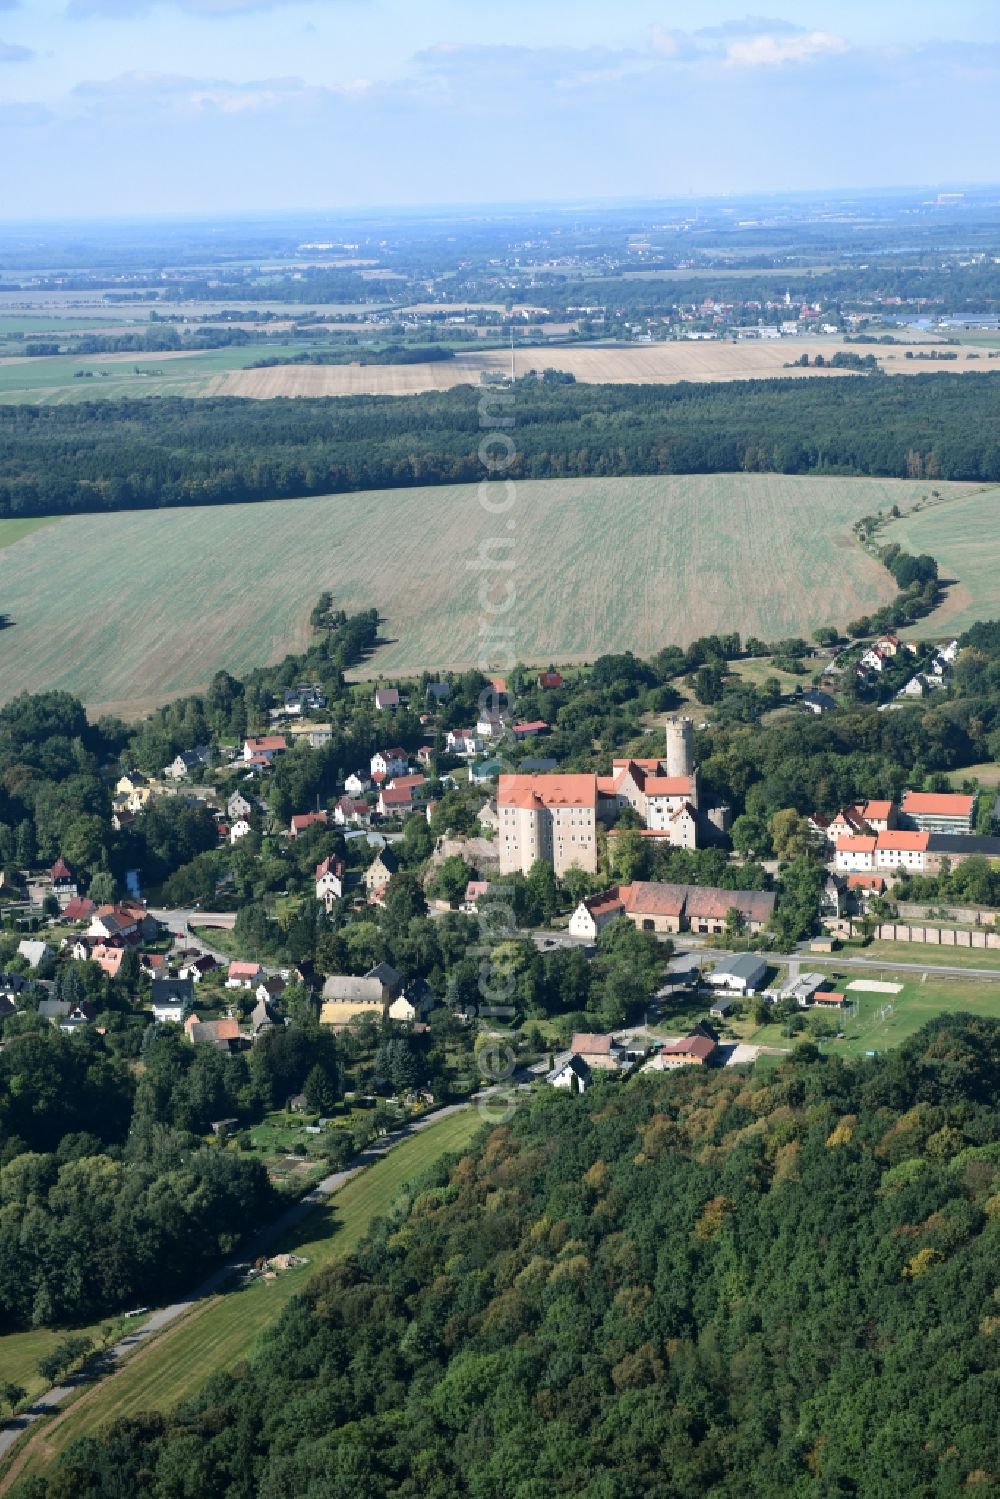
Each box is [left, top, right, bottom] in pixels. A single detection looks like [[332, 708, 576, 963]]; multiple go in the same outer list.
[[49, 857, 79, 904], [445, 729, 485, 758], [319, 974, 389, 1029], [477, 799, 500, 832], [335, 795, 370, 826], [228, 790, 253, 821], [38, 999, 95, 1032], [290, 810, 329, 837], [363, 847, 400, 896], [546, 1053, 592, 1092], [61, 895, 96, 924], [284, 684, 327, 716], [344, 771, 372, 797], [648, 1027, 719, 1069], [460, 880, 491, 914], [226, 960, 266, 990], [315, 854, 346, 908], [378, 784, 416, 817], [375, 687, 401, 712], [92, 943, 125, 979], [185, 1014, 244, 1051], [571, 1032, 629, 1072], [150, 976, 194, 1023], [801, 689, 837, 716], [230, 818, 252, 844], [287, 722, 334, 749], [537, 670, 563, 690], [370, 748, 409, 778], [498, 773, 599, 877], [165, 746, 211, 780], [568, 888, 626, 940], [388, 980, 434, 1024], [512, 720, 549, 740], [425, 679, 451, 704], [469, 759, 502, 785], [243, 735, 287, 763]]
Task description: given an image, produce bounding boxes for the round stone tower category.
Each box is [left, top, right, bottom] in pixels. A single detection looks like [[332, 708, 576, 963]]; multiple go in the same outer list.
[[665, 716, 695, 779]]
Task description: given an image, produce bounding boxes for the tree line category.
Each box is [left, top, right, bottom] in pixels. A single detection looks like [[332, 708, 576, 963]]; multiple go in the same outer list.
[[2, 373, 1000, 519]]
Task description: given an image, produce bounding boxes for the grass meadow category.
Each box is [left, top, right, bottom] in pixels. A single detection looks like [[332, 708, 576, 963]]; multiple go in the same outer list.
[[890, 485, 1000, 638], [0, 474, 963, 716], [4, 1109, 483, 1488]]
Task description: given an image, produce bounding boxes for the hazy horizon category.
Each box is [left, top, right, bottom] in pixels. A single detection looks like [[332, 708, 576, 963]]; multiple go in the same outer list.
[[2, 2, 1000, 218]]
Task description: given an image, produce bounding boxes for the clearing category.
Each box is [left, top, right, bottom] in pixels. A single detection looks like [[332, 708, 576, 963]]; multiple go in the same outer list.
[[0, 474, 965, 716], [5, 1108, 483, 1488], [888, 486, 1000, 638]]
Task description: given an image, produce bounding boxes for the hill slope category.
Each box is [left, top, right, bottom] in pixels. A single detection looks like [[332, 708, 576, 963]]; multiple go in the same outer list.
[[26, 1016, 1000, 1499]]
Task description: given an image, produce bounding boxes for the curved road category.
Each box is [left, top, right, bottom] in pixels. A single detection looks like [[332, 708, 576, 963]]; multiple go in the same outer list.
[[0, 1102, 471, 1465]]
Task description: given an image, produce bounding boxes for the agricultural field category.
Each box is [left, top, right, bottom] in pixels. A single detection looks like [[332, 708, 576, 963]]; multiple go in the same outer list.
[[889, 486, 1000, 638], [749, 970, 1000, 1058], [0, 517, 55, 552], [6, 1109, 483, 1486], [0, 474, 968, 716], [0, 342, 324, 405], [212, 338, 995, 398]]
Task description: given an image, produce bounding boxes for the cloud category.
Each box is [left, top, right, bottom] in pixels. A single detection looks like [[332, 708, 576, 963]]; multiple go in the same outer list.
[[72, 68, 371, 117], [725, 29, 849, 66], [0, 101, 53, 124], [0, 37, 32, 60], [695, 15, 801, 39]]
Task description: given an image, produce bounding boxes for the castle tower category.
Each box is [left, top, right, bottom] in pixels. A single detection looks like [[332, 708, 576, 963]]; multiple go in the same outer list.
[[665, 717, 695, 780]]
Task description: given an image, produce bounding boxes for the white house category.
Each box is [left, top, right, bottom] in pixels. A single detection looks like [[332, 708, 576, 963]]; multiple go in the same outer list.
[[150, 976, 194, 1024], [834, 836, 877, 873], [345, 772, 372, 798], [371, 748, 409, 778], [568, 889, 624, 940], [546, 1053, 592, 1092], [230, 818, 252, 844], [445, 730, 485, 758], [228, 791, 253, 821], [226, 960, 265, 990], [315, 855, 345, 908]]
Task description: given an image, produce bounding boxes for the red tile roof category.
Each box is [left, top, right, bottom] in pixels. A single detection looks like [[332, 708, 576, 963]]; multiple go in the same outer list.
[[291, 811, 328, 833], [660, 1033, 717, 1060], [571, 1033, 613, 1055], [876, 829, 930, 852], [621, 881, 688, 918], [862, 800, 894, 820], [246, 736, 287, 753], [836, 836, 878, 853], [498, 774, 597, 811], [643, 776, 694, 797], [901, 791, 975, 817]]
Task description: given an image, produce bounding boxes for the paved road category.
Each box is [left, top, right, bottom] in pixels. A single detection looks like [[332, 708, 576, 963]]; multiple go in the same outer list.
[[0, 1102, 470, 1463]]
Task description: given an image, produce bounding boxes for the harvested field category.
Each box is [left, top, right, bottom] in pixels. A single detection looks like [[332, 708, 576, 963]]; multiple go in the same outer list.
[[0, 475, 969, 715], [214, 340, 993, 398]]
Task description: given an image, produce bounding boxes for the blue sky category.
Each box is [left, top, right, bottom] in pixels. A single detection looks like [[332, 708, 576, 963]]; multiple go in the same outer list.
[[1, 2, 999, 218]]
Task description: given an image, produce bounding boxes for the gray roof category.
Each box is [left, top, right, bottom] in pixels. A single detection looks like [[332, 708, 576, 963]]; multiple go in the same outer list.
[[708, 996, 735, 1014], [520, 757, 559, 773], [322, 975, 387, 1004], [151, 976, 194, 1007], [546, 1053, 591, 1084], [711, 952, 768, 982], [927, 835, 1000, 857]]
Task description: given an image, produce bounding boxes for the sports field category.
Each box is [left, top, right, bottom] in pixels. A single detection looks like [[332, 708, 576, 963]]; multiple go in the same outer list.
[[4, 1109, 483, 1488], [750, 970, 1000, 1058], [888, 486, 1000, 638], [0, 474, 964, 716]]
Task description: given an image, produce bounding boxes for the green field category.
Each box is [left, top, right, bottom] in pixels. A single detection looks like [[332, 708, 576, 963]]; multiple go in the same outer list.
[[750, 971, 1000, 1058], [0, 517, 55, 552], [6, 1109, 483, 1486], [889, 486, 1000, 638], [0, 474, 968, 716], [0, 343, 323, 404]]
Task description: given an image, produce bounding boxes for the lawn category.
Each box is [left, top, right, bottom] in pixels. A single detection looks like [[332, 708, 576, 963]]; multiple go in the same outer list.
[[0, 1319, 126, 1408], [750, 971, 1000, 1059], [0, 474, 969, 716], [946, 761, 1000, 790], [849, 940, 1000, 971], [7, 1109, 484, 1485], [889, 485, 1000, 638]]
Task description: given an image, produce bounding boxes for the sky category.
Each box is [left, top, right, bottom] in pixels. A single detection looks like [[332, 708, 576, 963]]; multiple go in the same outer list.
[[1, 1, 999, 218]]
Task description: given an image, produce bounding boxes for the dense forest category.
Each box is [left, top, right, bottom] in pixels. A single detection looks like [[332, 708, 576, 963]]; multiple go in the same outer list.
[[2, 373, 1000, 519], [23, 1014, 1000, 1498]]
